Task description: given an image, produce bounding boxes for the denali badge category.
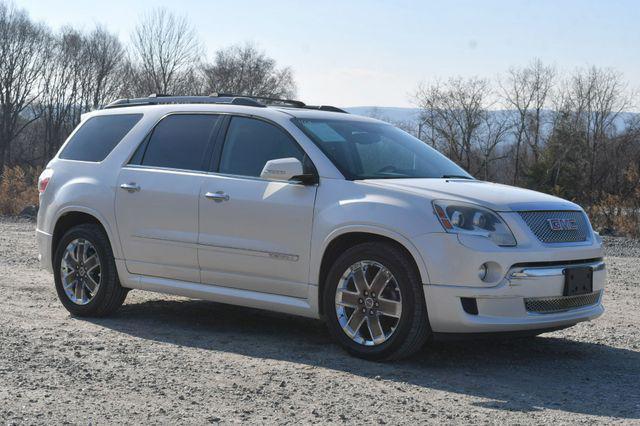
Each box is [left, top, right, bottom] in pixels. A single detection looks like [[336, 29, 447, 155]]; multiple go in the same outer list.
[[547, 218, 578, 231]]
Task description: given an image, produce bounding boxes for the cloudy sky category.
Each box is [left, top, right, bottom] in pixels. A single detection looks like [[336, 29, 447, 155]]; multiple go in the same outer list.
[[20, 0, 640, 107]]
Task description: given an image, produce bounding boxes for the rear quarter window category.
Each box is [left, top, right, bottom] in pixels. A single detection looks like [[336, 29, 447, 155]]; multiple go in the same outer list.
[[59, 114, 143, 162]]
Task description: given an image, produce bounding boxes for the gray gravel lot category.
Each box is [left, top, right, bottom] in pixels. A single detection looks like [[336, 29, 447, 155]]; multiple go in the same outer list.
[[0, 217, 638, 424]]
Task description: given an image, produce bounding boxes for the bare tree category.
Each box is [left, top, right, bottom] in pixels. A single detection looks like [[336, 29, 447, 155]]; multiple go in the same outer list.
[[84, 26, 126, 109], [0, 1, 48, 171], [477, 111, 512, 180], [415, 77, 491, 171], [32, 24, 126, 166], [552, 67, 632, 203], [500, 59, 555, 184], [129, 8, 202, 96], [37, 29, 78, 164], [202, 43, 296, 98]]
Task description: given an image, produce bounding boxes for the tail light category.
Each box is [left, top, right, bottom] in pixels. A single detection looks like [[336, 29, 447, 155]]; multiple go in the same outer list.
[[38, 169, 53, 194]]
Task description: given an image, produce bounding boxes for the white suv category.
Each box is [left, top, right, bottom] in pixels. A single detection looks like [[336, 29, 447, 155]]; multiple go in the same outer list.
[[36, 95, 606, 360]]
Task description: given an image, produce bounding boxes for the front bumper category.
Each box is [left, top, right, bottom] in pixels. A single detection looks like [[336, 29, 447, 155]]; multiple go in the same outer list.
[[411, 228, 606, 334], [423, 259, 606, 333], [36, 228, 53, 273]]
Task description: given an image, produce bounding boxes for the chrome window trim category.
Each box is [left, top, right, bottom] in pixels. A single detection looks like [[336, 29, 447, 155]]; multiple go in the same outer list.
[[202, 170, 318, 187], [122, 164, 317, 187], [121, 164, 210, 176]]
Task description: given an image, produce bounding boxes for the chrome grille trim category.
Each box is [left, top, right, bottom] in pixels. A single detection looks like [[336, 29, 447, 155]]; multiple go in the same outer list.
[[524, 290, 601, 314], [519, 211, 590, 243]]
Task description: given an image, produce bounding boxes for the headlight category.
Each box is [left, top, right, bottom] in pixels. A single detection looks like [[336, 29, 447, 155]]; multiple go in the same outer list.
[[432, 200, 516, 246]]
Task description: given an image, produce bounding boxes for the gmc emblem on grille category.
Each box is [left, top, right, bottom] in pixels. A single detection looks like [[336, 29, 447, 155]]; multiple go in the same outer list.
[[547, 218, 578, 231]]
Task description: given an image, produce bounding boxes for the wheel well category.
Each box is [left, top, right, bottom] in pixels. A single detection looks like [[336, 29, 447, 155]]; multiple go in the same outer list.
[[52, 212, 104, 257], [318, 232, 421, 316]]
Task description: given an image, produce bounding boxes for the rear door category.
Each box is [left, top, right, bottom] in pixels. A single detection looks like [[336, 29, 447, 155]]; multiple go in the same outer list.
[[115, 113, 221, 283], [198, 116, 317, 297]]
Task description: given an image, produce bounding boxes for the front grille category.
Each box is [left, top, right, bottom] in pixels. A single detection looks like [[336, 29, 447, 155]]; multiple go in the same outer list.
[[524, 291, 601, 314], [519, 211, 590, 243]]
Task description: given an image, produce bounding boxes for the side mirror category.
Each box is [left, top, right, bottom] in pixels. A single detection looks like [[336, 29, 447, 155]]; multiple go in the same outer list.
[[260, 157, 305, 182]]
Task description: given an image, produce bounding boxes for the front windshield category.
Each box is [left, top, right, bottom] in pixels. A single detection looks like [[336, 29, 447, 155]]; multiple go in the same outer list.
[[294, 118, 473, 180]]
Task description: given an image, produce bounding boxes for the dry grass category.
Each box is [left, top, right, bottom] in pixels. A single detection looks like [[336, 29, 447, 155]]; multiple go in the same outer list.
[[0, 166, 40, 216]]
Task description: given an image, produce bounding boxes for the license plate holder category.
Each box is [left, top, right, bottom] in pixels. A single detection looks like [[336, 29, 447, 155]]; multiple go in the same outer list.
[[563, 267, 593, 296]]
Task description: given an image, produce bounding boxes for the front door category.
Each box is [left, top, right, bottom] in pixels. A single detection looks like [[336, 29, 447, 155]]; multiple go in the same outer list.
[[115, 113, 221, 283], [198, 116, 317, 297]]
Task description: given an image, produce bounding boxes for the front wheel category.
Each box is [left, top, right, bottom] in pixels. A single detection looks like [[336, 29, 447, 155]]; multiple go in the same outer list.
[[323, 242, 431, 361], [53, 224, 127, 317]]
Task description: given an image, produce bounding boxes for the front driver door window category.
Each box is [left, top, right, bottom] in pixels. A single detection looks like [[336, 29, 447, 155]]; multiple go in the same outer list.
[[218, 115, 310, 177]]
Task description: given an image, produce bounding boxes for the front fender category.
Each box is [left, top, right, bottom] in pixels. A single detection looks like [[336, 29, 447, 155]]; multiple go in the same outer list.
[[310, 179, 440, 287], [310, 224, 431, 287]]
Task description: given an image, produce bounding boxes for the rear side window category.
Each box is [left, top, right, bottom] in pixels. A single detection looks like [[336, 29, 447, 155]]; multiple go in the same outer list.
[[59, 114, 142, 162], [140, 114, 220, 171], [219, 116, 305, 177]]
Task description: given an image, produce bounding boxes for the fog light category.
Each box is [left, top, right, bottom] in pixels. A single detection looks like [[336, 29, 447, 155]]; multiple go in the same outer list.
[[478, 263, 488, 281]]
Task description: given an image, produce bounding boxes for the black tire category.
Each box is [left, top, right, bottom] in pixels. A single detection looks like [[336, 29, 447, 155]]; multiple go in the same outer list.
[[53, 223, 127, 317], [323, 242, 431, 361]]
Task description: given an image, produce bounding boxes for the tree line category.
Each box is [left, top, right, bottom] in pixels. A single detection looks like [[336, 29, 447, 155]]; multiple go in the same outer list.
[[0, 1, 638, 236], [0, 3, 295, 172], [410, 60, 640, 236]]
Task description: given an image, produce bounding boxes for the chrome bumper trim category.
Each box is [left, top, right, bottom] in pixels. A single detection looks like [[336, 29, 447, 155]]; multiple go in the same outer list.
[[510, 260, 605, 279]]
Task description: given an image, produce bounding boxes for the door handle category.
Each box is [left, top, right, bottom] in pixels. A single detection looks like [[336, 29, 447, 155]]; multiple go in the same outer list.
[[120, 183, 140, 193], [205, 191, 230, 202]]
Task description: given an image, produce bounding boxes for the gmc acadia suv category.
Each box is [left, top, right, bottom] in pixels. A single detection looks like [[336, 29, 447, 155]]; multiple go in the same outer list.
[[36, 95, 606, 360]]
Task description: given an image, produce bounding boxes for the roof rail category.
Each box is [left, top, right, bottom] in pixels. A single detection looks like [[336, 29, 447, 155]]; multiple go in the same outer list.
[[103, 93, 348, 113], [302, 105, 349, 113], [213, 93, 306, 108], [211, 93, 349, 113], [104, 94, 265, 109]]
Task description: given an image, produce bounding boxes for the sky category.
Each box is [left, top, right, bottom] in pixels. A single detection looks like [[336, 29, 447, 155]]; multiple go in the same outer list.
[[18, 0, 640, 108]]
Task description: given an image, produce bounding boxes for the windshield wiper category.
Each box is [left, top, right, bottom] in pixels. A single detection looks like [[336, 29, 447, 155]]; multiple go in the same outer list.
[[440, 174, 474, 180]]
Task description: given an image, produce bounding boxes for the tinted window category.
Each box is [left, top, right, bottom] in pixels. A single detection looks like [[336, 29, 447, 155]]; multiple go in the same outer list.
[[59, 114, 142, 162], [141, 114, 220, 171], [219, 117, 305, 177]]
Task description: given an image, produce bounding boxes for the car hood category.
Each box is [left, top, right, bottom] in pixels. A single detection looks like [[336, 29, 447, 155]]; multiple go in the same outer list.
[[362, 178, 582, 212]]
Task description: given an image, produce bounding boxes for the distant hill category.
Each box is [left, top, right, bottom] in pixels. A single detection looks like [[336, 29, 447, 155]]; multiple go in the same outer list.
[[345, 106, 423, 124], [345, 106, 638, 135]]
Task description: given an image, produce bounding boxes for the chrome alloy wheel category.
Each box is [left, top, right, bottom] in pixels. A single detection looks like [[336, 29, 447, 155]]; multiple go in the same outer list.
[[60, 238, 102, 305], [335, 260, 403, 346]]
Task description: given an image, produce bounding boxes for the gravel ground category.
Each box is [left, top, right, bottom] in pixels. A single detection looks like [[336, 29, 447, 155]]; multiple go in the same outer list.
[[0, 217, 638, 424], [602, 236, 640, 258]]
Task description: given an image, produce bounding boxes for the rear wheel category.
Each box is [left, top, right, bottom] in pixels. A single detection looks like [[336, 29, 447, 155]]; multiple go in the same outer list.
[[53, 224, 127, 317], [323, 242, 431, 360]]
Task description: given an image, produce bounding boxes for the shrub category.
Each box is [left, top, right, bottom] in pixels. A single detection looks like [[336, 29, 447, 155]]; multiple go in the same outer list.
[[0, 166, 40, 216], [590, 166, 640, 238]]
